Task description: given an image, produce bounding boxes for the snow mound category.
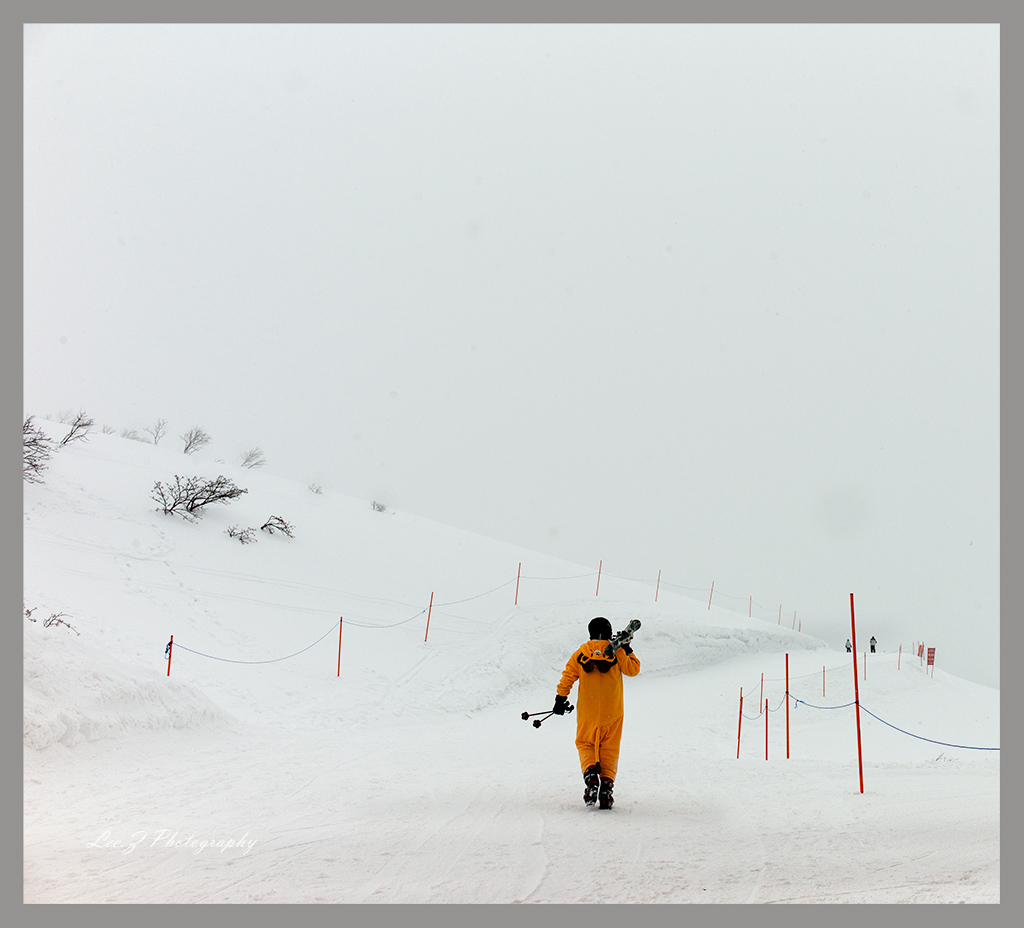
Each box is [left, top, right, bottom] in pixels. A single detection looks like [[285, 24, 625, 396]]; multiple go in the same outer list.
[[24, 623, 234, 750]]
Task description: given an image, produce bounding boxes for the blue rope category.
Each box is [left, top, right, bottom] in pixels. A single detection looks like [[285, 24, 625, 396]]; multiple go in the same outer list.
[[789, 696, 998, 751], [858, 703, 999, 751]]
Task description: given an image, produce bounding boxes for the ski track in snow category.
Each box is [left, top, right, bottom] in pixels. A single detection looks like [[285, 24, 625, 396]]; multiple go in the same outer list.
[[23, 430, 1000, 903]]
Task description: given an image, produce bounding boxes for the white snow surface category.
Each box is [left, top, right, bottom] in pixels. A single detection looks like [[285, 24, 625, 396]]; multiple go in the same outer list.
[[23, 426, 999, 903]]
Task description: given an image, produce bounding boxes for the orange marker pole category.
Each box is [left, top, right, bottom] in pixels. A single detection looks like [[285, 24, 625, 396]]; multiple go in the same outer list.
[[424, 592, 434, 642], [736, 687, 744, 759], [337, 617, 343, 676], [708, 581, 715, 610], [850, 593, 865, 794], [655, 569, 661, 603], [595, 560, 602, 597], [515, 562, 521, 606], [792, 611, 796, 630], [166, 635, 173, 677]]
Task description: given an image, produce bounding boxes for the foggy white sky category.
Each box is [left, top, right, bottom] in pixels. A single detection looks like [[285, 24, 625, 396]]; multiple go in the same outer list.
[[22, 23, 999, 686]]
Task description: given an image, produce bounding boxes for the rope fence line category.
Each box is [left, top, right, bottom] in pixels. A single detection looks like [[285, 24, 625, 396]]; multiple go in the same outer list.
[[736, 685, 998, 753]]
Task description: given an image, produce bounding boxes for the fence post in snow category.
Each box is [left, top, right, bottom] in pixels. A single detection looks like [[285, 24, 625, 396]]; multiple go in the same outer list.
[[424, 592, 434, 642], [822, 665, 826, 698], [785, 653, 790, 759], [595, 560, 602, 597], [336, 617, 343, 677], [850, 593, 865, 794], [736, 687, 743, 759], [655, 569, 661, 603], [166, 635, 173, 677], [778, 605, 782, 625], [708, 580, 714, 610], [764, 699, 769, 760], [515, 562, 521, 606], [898, 644, 902, 670]]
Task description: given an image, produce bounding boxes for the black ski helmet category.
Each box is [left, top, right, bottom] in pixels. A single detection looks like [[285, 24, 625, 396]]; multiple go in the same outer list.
[[588, 617, 612, 640]]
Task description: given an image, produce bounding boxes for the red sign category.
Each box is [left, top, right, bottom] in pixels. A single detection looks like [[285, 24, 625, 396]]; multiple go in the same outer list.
[[927, 647, 936, 666]]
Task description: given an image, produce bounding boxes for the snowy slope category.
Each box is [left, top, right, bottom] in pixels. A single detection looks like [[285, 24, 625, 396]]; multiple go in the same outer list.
[[23, 424, 999, 903]]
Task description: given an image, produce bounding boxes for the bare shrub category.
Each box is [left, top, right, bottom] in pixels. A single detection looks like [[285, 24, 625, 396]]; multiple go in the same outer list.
[[181, 426, 212, 455], [152, 475, 248, 521], [240, 447, 266, 469], [59, 409, 94, 446], [145, 418, 169, 445], [372, 501, 388, 512], [44, 612, 80, 635], [308, 483, 323, 495], [260, 515, 294, 537], [226, 525, 258, 544], [101, 424, 117, 434], [23, 417, 54, 483], [120, 427, 145, 441]]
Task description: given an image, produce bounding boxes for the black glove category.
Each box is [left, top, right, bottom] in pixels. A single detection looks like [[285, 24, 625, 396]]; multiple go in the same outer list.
[[553, 695, 568, 715], [622, 643, 633, 655]]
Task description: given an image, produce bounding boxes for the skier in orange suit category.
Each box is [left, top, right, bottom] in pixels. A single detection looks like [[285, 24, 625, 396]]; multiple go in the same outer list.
[[552, 616, 641, 809]]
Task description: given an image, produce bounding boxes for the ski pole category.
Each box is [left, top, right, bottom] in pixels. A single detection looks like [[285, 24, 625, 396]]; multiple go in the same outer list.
[[521, 704, 574, 728]]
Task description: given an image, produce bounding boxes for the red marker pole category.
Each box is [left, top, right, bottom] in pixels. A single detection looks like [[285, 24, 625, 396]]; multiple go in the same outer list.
[[759, 672, 764, 711], [337, 617, 343, 677], [655, 569, 661, 603], [595, 560, 602, 597], [785, 653, 790, 759], [850, 593, 865, 794], [424, 592, 434, 642], [166, 635, 173, 677], [515, 562, 521, 606], [764, 699, 769, 760], [708, 581, 715, 610], [736, 687, 743, 759]]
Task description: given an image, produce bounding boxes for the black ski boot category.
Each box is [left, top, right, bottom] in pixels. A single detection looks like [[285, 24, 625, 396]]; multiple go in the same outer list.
[[583, 763, 601, 807], [598, 776, 614, 810]]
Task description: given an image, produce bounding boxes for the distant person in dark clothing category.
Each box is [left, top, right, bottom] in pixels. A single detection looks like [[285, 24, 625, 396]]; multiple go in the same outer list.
[[845, 639, 852, 653], [869, 636, 877, 653]]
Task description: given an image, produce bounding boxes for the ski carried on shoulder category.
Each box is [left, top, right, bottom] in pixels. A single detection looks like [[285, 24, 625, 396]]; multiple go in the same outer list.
[[603, 619, 641, 659]]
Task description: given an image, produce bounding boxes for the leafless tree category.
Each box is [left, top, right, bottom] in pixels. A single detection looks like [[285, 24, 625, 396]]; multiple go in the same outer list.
[[145, 418, 169, 445], [101, 424, 117, 434], [181, 426, 212, 455], [152, 475, 247, 521], [240, 447, 267, 469], [23, 417, 54, 483], [59, 409, 94, 446], [260, 515, 295, 537]]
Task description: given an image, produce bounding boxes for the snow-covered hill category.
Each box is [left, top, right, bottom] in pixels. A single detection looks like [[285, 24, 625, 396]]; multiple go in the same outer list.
[[23, 424, 999, 902]]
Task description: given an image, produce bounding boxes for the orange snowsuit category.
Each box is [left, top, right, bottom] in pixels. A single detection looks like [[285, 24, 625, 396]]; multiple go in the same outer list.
[[556, 639, 641, 781]]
